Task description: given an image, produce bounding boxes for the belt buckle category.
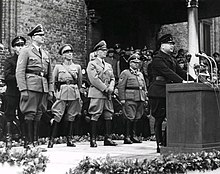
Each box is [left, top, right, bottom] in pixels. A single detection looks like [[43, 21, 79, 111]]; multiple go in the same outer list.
[[66, 79, 70, 85], [139, 87, 142, 90], [40, 72, 44, 77]]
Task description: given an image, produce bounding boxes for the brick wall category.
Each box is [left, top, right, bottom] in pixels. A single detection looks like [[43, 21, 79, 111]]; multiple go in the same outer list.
[[159, 17, 220, 56], [0, 0, 88, 76]]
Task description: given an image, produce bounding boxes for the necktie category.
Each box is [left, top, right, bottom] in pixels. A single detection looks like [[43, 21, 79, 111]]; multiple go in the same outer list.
[[102, 60, 105, 66], [39, 48, 42, 57]]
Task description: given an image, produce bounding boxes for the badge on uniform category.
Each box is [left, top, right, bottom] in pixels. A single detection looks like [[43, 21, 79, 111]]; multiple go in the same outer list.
[[18, 59, 23, 64]]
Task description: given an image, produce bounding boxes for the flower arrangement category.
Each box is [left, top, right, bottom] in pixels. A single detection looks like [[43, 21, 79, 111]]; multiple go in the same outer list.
[[71, 150, 220, 174], [0, 148, 49, 174]]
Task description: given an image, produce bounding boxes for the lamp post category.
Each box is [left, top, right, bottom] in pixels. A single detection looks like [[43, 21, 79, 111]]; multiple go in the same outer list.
[[187, 0, 199, 79]]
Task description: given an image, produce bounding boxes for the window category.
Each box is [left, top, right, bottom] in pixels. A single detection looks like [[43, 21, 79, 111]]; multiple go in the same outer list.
[[199, 20, 211, 55]]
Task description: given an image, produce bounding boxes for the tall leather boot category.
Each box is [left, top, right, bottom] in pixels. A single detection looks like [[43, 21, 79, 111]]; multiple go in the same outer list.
[[25, 120, 34, 148], [124, 119, 133, 144], [5, 122, 12, 149], [104, 120, 117, 146], [20, 121, 27, 148], [65, 121, 76, 147], [33, 121, 40, 147], [48, 121, 58, 148], [90, 120, 97, 147], [154, 118, 163, 153], [19, 113, 26, 148], [130, 120, 142, 143]]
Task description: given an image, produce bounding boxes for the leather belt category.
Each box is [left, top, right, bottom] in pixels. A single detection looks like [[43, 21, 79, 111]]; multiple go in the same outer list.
[[155, 76, 166, 81], [126, 86, 143, 90], [58, 80, 77, 85], [26, 69, 47, 78]]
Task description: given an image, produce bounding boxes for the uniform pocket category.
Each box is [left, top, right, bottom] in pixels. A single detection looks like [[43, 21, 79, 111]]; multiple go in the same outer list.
[[125, 89, 135, 99], [29, 57, 38, 64]]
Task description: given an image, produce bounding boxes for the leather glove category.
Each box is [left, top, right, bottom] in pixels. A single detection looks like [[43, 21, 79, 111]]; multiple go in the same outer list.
[[107, 87, 114, 95], [48, 91, 54, 101], [120, 100, 126, 105], [21, 90, 29, 101]]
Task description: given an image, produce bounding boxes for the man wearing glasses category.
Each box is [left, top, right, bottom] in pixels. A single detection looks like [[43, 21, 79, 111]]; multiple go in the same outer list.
[[4, 36, 26, 148], [16, 24, 54, 148], [148, 34, 193, 153], [87, 40, 117, 147]]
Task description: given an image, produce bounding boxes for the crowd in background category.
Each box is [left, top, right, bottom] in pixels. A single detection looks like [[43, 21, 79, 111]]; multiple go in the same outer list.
[[2, 23, 220, 153]]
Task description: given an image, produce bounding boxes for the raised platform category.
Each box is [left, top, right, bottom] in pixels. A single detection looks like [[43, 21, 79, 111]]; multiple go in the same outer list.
[[0, 140, 159, 174], [1, 140, 220, 174]]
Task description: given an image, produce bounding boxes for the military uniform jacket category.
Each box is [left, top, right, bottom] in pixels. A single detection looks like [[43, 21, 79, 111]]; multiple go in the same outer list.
[[148, 50, 187, 98], [104, 56, 118, 78], [118, 69, 147, 101], [4, 53, 20, 96], [16, 44, 54, 93], [87, 58, 115, 99], [53, 63, 82, 100]]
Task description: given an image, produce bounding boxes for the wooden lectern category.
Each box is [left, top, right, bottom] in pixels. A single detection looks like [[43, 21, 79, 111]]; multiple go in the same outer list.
[[162, 83, 220, 154]]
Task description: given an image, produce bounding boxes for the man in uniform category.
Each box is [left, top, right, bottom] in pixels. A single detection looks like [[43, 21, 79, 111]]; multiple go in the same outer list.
[[48, 44, 82, 148], [4, 36, 26, 148], [118, 53, 147, 144], [148, 34, 194, 153], [104, 48, 119, 81], [86, 40, 117, 147], [16, 24, 54, 148]]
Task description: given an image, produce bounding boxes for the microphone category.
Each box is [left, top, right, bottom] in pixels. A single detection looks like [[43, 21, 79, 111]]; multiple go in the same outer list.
[[195, 53, 207, 58]]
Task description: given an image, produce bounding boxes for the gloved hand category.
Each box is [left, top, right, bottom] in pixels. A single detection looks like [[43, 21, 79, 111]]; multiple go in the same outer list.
[[48, 91, 54, 101], [120, 100, 126, 105]]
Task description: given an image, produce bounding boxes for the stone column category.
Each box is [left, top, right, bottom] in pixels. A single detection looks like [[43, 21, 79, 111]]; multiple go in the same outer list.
[[187, 0, 199, 79]]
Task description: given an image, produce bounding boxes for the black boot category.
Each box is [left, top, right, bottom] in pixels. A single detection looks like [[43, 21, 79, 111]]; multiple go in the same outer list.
[[20, 121, 27, 148], [90, 120, 97, 147], [104, 120, 117, 146], [65, 121, 76, 147], [154, 117, 164, 153], [130, 120, 142, 143], [124, 119, 133, 144], [33, 121, 40, 147], [5, 122, 12, 149], [48, 121, 58, 148], [25, 120, 34, 149]]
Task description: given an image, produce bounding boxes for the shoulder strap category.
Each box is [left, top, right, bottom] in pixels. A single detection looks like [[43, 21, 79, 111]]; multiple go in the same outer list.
[[61, 63, 77, 80]]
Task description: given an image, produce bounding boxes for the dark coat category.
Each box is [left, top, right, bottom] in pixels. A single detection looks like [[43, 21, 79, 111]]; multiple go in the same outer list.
[[148, 50, 188, 98], [4, 53, 20, 96]]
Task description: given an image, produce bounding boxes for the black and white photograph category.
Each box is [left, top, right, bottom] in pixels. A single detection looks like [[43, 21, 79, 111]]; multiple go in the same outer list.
[[0, 0, 220, 173]]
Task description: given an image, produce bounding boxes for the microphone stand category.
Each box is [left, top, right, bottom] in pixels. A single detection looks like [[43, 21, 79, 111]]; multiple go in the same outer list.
[[195, 53, 215, 86], [185, 54, 192, 83], [207, 55, 218, 85]]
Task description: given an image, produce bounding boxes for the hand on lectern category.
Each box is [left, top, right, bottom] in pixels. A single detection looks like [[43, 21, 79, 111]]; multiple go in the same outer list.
[[182, 80, 194, 83]]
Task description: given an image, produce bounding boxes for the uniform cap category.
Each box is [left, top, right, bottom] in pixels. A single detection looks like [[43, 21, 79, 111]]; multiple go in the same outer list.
[[128, 53, 141, 63], [12, 36, 26, 47], [27, 24, 45, 37], [59, 44, 73, 55], [158, 34, 175, 45], [114, 43, 121, 50], [108, 48, 114, 53], [93, 40, 107, 51]]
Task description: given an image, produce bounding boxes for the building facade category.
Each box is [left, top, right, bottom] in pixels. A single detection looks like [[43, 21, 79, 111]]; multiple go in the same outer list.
[[0, 0, 220, 76], [0, 0, 88, 77]]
